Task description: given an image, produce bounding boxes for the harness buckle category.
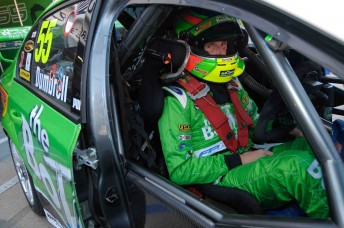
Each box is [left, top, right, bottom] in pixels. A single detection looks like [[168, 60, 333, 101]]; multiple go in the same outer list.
[[187, 83, 210, 100], [227, 81, 239, 91]]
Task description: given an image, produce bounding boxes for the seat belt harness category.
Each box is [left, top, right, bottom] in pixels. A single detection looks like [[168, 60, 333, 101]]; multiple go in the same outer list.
[[228, 81, 254, 147], [177, 75, 253, 153]]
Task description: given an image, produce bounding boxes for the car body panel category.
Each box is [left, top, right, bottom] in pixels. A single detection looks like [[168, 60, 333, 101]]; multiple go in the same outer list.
[[1, 0, 88, 227], [4, 62, 83, 227], [0, 26, 31, 73]]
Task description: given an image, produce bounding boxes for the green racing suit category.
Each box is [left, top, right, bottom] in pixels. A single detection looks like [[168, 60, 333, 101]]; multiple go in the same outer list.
[[158, 78, 329, 218]]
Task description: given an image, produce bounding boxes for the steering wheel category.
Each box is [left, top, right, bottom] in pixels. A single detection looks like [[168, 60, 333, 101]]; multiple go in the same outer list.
[[253, 61, 324, 144], [253, 89, 296, 144]]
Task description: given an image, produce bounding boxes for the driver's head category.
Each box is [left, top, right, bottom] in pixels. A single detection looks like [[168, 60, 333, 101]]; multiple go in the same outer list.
[[175, 9, 246, 83]]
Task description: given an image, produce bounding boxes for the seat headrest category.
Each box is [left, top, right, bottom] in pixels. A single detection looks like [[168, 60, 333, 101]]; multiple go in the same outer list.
[[144, 37, 190, 83]]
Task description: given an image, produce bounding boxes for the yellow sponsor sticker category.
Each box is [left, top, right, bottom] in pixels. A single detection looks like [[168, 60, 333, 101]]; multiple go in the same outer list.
[[24, 40, 34, 52], [0, 85, 8, 116], [178, 124, 191, 131], [20, 69, 31, 81], [242, 95, 248, 104]]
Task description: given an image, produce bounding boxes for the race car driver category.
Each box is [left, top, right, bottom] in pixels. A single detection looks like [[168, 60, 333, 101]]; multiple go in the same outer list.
[[157, 9, 329, 218]]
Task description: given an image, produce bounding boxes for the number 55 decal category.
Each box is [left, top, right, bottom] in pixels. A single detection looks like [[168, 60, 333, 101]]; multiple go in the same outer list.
[[35, 19, 57, 64]]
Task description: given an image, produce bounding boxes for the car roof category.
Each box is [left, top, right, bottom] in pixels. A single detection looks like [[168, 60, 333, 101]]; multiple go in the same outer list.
[[43, 0, 344, 45], [262, 0, 344, 43]]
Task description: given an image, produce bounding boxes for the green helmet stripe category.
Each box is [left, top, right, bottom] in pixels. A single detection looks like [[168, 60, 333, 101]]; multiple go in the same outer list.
[[189, 15, 237, 37], [175, 10, 208, 35]]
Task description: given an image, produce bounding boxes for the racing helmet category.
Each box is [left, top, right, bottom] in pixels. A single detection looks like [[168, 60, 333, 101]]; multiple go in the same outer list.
[[175, 9, 246, 83]]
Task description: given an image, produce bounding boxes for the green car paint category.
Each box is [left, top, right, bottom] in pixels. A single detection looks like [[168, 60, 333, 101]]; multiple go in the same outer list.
[[3, 65, 83, 226], [0, 26, 31, 72], [1, 1, 86, 226]]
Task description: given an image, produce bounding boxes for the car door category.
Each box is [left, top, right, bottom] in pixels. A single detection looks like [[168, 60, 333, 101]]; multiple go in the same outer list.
[[89, 2, 343, 228], [6, 1, 96, 227]]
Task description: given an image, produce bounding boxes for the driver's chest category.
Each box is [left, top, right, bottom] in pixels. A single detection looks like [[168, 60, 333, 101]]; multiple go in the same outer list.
[[191, 102, 238, 143]]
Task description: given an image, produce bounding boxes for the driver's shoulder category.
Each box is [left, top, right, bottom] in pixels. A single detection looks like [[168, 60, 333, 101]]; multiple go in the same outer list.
[[162, 85, 190, 109]]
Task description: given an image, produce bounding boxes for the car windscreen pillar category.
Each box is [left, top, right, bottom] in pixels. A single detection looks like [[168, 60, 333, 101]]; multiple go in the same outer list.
[[245, 23, 344, 227]]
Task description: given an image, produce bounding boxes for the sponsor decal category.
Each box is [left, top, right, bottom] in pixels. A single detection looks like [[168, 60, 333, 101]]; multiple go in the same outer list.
[[169, 86, 183, 95], [72, 98, 80, 111], [19, 51, 25, 68], [50, 64, 57, 80], [0, 27, 29, 39], [246, 100, 253, 113], [242, 95, 248, 104], [19, 68, 30, 81], [202, 124, 218, 140], [222, 58, 233, 62], [178, 135, 191, 141], [25, 52, 31, 71], [34, 66, 69, 103], [215, 15, 236, 24], [35, 19, 57, 64], [31, 31, 37, 38], [193, 141, 226, 158], [0, 41, 22, 50], [220, 70, 234, 76], [202, 106, 237, 140], [194, 67, 208, 75], [307, 159, 325, 189], [163, 85, 187, 108], [22, 105, 79, 227], [24, 40, 34, 52], [178, 142, 192, 150], [44, 209, 64, 228], [194, 21, 212, 35], [178, 124, 191, 131], [0, 85, 8, 116]]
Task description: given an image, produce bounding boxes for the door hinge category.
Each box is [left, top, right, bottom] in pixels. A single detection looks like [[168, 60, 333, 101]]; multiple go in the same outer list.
[[74, 147, 99, 170]]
